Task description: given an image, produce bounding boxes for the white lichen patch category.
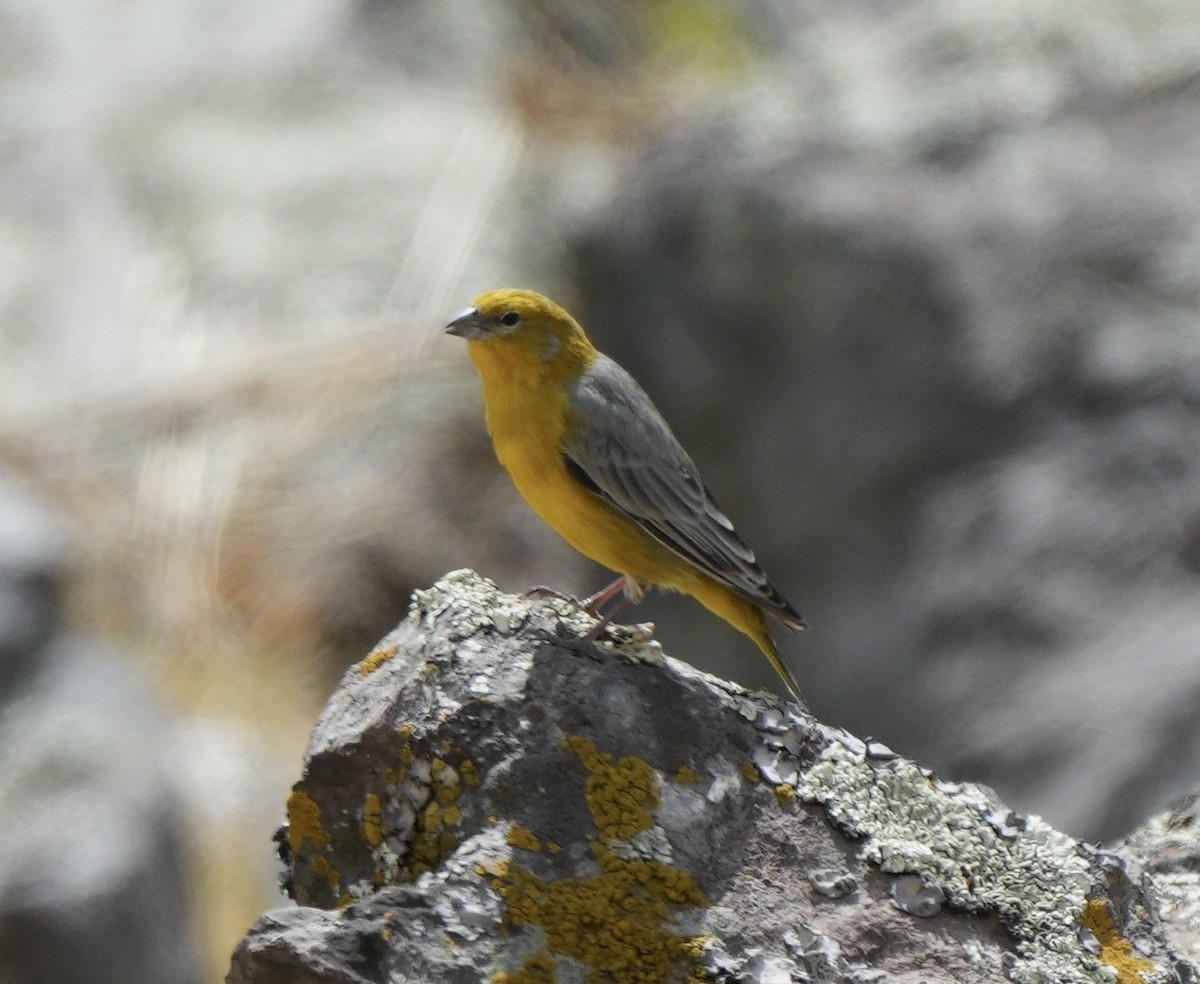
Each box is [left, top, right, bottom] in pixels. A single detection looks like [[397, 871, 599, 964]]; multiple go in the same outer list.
[[689, 673, 781, 722], [751, 744, 801, 786], [369, 837, 407, 881], [436, 761, 460, 789], [808, 867, 858, 899], [602, 627, 665, 664], [529, 598, 597, 641], [962, 938, 1005, 973], [607, 825, 675, 864], [747, 705, 811, 790], [704, 758, 746, 804], [410, 569, 531, 639], [890, 873, 946, 917], [408, 757, 433, 785], [1148, 871, 1200, 959], [431, 878, 505, 942], [411, 569, 680, 671], [794, 738, 1172, 984], [418, 830, 510, 941]]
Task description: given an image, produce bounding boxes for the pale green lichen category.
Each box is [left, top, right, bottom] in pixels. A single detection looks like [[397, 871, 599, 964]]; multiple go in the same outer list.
[[607, 825, 675, 865], [410, 569, 534, 639], [409, 569, 669, 666], [1123, 802, 1200, 967], [795, 737, 1172, 984], [1146, 870, 1200, 962]]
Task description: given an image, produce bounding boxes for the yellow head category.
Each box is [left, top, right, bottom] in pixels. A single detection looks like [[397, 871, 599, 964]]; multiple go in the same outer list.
[[445, 289, 596, 379]]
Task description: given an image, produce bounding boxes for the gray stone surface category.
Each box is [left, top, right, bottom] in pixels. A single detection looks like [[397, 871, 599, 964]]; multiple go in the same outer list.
[[0, 470, 200, 984], [0, 473, 68, 696], [229, 570, 1198, 983]]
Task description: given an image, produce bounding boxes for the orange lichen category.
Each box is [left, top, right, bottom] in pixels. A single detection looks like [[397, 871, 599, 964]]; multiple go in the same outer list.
[[359, 642, 399, 676], [507, 824, 543, 852], [362, 793, 384, 846], [493, 952, 557, 983], [490, 736, 708, 983], [1081, 899, 1154, 984], [286, 790, 330, 852], [309, 853, 340, 893], [559, 735, 657, 839]]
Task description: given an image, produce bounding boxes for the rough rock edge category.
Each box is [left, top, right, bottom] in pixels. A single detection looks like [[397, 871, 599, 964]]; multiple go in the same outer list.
[[230, 570, 1199, 984]]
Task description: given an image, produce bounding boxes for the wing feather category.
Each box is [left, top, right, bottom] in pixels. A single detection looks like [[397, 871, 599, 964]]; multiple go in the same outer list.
[[563, 355, 803, 626]]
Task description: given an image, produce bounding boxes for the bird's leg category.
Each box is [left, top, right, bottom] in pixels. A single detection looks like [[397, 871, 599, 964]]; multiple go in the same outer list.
[[526, 582, 618, 653], [581, 575, 649, 641], [583, 597, 630, 642], [530, 576, 647, 646], [581, 576, 627, 615]]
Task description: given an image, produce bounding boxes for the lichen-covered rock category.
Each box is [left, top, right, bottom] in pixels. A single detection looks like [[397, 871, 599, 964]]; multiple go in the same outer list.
[[1120, 792, 1200, 968], [228, 571, 1197, 983]]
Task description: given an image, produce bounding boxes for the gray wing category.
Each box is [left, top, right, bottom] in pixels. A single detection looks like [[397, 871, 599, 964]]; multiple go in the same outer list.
[[563, 355, 803, 627]]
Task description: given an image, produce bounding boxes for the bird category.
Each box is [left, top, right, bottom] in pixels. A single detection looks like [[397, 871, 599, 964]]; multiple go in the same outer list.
[[445, 288, 806, 699]]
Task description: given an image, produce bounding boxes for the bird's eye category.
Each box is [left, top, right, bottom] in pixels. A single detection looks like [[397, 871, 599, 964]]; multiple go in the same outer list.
[[499, 311, 521, 327]]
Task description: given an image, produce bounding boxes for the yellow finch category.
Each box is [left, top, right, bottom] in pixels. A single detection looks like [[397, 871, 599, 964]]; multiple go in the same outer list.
[[446, 288, 805, 698]]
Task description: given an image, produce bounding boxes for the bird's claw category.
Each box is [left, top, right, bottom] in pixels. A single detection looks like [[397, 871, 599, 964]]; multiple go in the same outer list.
[[524, 585, 581, 605]]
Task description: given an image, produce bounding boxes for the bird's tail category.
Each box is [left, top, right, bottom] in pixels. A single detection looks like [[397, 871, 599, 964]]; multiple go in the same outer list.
[[690, 580, 804, 702], [753, 631, 805, 704]]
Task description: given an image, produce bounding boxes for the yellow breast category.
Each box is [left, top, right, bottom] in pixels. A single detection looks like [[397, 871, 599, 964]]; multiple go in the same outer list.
[[467, 339, 693, 588]]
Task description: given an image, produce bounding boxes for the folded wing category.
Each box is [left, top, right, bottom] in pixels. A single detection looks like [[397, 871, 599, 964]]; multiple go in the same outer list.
[[563, 355, 804, 629]]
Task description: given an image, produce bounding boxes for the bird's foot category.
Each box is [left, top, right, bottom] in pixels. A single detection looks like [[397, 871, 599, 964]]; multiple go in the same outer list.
[[525, 579, 632, 622], [529, 599, 655, 657]]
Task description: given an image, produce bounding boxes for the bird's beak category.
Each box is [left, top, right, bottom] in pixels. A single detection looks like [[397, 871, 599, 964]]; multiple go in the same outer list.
[[445, 307, 489, 340]]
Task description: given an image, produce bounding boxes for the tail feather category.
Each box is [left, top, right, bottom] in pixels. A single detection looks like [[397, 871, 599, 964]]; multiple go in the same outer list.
[[690, 578, 805, 702], [754, 632, 804, 702], [767, 605, 808, 632]]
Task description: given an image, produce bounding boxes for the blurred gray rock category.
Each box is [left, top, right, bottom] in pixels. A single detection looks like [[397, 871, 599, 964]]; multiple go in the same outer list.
[[0, 471, 200, 984], [228, 571, 1196, 983], [0, 474, 67, 697], [570, 65, 1200, 841]]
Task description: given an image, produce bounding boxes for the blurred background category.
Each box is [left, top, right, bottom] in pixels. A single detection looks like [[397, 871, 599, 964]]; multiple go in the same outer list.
[[2, 0, 1200, 980]]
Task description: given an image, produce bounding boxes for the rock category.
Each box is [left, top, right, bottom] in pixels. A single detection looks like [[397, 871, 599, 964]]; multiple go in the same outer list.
[[0, 472, 68, 696], [0, 470, 201, 984], [228, 570, 1198, 983], [1120, 792, 1200, 966]]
